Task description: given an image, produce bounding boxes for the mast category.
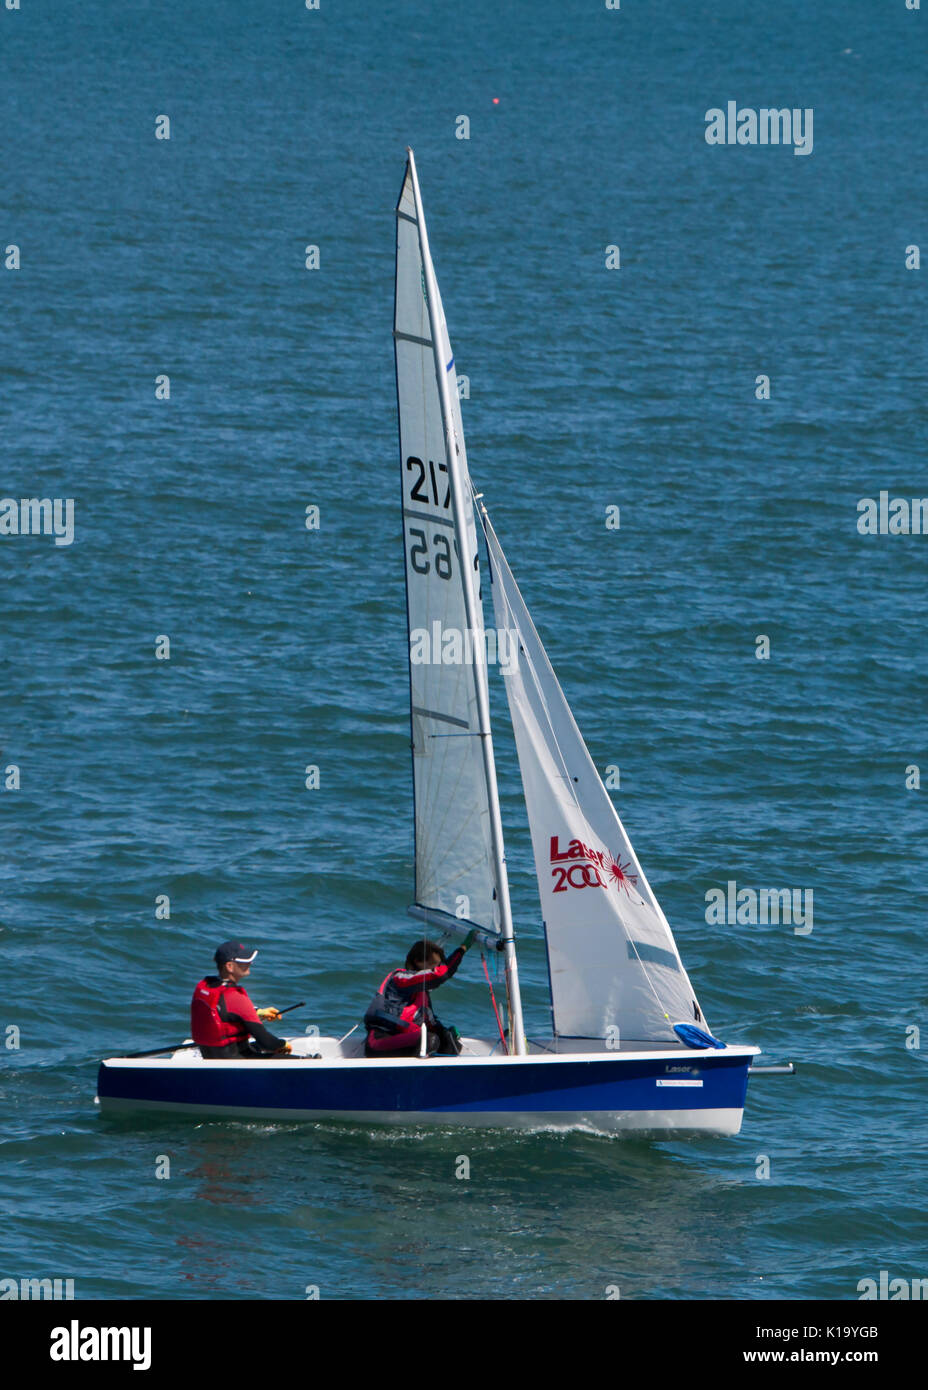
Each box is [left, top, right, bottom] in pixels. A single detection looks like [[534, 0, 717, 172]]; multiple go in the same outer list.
[[404, 148, 527, 1056]]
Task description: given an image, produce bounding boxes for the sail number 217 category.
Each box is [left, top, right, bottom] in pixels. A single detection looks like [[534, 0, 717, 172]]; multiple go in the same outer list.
[[406, 456, 451, 509], [406, 455, 454, 580]]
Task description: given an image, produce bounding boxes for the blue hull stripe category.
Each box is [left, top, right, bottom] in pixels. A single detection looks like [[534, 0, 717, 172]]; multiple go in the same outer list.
[[98, 1055, 750, 1116]]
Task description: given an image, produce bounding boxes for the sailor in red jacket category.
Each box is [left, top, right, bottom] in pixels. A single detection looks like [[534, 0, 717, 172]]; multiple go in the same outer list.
[[364, 932, 476, 1057], [191, 941, 292, 1059]]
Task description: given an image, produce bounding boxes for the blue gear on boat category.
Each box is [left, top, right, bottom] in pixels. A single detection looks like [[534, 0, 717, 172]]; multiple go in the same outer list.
[[673, 1023, 725, 1049]]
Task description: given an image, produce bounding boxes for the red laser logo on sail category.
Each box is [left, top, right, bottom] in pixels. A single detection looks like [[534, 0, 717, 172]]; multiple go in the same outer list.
[[606, 856, 638, 896], [549, 836, 638, 896]]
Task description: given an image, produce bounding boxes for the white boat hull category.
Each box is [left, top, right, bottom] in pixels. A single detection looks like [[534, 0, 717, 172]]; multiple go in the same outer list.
[[97, 1038, 760, 1136]]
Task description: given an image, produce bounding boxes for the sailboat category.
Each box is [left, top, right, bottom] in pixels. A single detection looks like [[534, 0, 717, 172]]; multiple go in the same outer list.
[[97, 150, 787, 1133]]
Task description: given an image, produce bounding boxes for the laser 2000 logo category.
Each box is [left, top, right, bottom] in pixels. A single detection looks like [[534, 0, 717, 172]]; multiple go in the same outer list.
[[549, 835, 638, 895]]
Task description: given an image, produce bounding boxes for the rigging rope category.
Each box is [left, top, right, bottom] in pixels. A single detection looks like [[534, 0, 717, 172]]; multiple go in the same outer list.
[[481, 950, 507, 1051]]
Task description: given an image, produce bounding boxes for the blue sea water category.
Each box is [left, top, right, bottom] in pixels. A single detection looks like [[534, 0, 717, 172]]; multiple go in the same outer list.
[[1, 0, 926, 1301]]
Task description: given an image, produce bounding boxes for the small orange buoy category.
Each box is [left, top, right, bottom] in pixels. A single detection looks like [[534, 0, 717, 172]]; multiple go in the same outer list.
[[492, 97, 500, 105]]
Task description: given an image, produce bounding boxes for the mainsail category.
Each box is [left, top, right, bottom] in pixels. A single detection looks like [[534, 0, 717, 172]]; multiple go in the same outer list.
[[393, 151, 525, 1061], [482, 508, 706, 1043]]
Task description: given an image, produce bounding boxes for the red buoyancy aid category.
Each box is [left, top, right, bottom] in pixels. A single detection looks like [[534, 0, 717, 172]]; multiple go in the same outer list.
[[191, 977, 252, 1050]]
